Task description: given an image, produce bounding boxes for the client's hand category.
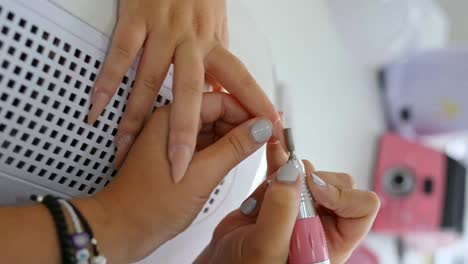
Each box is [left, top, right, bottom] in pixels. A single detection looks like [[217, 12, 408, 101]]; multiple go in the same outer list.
[[79, 92, 274, 263], [195, 144, 380, 264]]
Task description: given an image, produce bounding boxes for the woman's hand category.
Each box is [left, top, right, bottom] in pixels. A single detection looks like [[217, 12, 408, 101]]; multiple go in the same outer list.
[[80, 92, 274, 263], [195, 145, 380, 264], [87, 0, 279, 182]]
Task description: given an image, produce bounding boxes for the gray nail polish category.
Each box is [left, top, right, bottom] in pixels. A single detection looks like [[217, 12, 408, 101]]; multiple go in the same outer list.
[[312, 173, 327, 187], [277, 162, 300, 183], [251, 119, 273, 143], [240, 197, 257, 215]]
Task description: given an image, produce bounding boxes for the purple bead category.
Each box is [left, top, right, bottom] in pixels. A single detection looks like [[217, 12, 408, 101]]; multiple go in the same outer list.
[[72, 232, 90, 249]]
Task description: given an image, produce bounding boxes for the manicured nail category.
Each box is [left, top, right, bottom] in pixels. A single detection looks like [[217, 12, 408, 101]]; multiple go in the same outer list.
[[277, 162, 300, 183], [312, 173, 327, 187], [240, 197, 257, 215], [116, 134, 134, 152], [266, 179, 272, 186], [251, 119, 273, 143], [169, 144, 193, 183], [114, 134, 134, 166], [88, 92, 110, 125]]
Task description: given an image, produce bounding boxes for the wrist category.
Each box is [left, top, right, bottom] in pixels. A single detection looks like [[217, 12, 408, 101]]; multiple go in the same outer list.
[[72, 193, 131, 263]]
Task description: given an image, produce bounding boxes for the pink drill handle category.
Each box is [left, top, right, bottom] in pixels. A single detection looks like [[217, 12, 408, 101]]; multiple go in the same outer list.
[[289, 216, 330, 264]]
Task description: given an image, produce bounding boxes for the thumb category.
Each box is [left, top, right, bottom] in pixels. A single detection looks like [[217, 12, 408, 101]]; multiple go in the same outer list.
[[188, 118, 273, 192], [243, 162, 301, 262]]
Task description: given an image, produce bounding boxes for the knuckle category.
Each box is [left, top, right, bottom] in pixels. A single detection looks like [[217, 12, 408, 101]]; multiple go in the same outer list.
[[111, 44, 132, 62], [181, 82, 202, 96], [139, 74, 161, 93], [267, 186, 299, 210], [227, 135, 248, 164], [339, 173, 356, 188]]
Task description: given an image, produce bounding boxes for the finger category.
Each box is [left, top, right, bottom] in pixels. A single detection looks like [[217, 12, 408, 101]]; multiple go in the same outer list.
[[188, 117, 273, 194], [205, 73, 223, 91], [266, 142, 288, 176], [168, 43, 205, 184], [306, 174, 380, 219], [302, 161, 354, 189], [205, 45, 280, 140], [88, 19, 146, 124], [239, 180, 270, 217], [306, 171, 380, 241], [200, 93, 250, 125], [114, 36, 174, 166], [314, 171, 356, 189], [245, 162, 301, 261]]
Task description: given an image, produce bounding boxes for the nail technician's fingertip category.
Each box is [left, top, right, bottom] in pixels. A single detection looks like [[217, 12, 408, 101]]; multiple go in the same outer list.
[[312, 173, 327, 187], [169, 144, 193, 183], [240, 197, 257, 216], [277, 162, 300, 183], [251, 119, 273, 143]]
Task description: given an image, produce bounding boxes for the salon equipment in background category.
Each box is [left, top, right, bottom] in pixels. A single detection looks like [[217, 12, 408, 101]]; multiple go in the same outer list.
[[380, 49, 468, 139], [327, 0, 448, 67], [373, 133, 466, 249], [285, 128, 329, 264]]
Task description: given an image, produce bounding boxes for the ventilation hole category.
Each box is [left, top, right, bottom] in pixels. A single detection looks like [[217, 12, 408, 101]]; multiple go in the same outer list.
[[68, 180, 77, 188], [88, 187, 96, 195], [58, 176, 67, 184], [78, 184, 86, 191], [38, 169, 47, 177], [49, 173, 57, 181]]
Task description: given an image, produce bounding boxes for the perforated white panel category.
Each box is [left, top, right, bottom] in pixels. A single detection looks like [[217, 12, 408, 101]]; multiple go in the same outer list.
[[0, 0, 231, 222]]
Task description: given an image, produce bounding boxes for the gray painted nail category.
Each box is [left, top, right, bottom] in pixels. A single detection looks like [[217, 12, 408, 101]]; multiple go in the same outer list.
[[312, 173, 327, 187], [277, 162, 300, 183], [251, 119, 273, 143], [240, 197, 257, 215]]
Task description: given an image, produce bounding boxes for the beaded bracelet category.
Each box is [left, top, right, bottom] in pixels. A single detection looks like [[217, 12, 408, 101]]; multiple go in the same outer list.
[[58, 199, 91, 263], [69, 201, 107, 264], [31, 194, 75, 264]]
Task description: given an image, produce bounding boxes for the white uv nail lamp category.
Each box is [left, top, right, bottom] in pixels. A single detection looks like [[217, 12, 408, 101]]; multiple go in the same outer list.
[[0, 0, 276, 263]]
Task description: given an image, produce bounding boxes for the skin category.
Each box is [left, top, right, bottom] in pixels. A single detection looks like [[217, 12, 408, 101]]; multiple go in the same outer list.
[[88, 0, 280, 183], [1, 93, 271, 263], [0, 94, 379, 263], [195, 152, 381, 264]]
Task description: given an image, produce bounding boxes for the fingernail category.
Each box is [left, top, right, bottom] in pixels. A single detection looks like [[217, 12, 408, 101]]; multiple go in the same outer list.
[[114, 134, 134, 166], [251, 119, 273, 143], [312, 173, 327, 187], [116, 134, 134, 152], [88, 92, 110, 125], [277, 162, 300, 183], [266, 179, 272, 187], [240, 197, 257, 215], [169, 144, 193, 183]]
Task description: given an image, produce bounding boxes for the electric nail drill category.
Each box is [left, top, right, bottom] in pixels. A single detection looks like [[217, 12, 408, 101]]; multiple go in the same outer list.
[[284, 128, 330, 264]]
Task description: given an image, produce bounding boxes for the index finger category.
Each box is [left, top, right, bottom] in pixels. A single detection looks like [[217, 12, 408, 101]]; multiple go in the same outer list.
[[205, 45, 281, 135]]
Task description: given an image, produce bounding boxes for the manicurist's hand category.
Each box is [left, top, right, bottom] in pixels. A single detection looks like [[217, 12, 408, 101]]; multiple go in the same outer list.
[[88, 0, 280, 183], [195, 144, 380, 264]]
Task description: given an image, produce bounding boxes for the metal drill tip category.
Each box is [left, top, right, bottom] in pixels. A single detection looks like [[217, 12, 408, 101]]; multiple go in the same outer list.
[[284, 128, 295, 153]]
